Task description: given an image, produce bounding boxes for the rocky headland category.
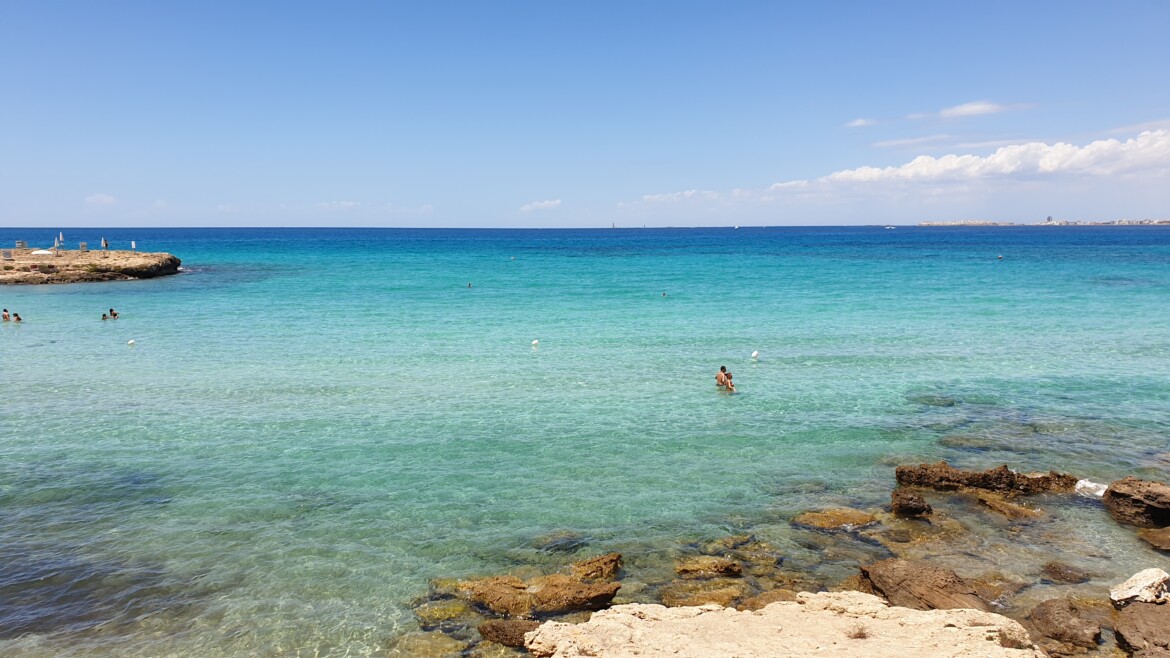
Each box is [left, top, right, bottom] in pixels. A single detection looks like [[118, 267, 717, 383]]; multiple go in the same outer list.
[[0, 248, 181, 284], [392, 463, 1170, 657]]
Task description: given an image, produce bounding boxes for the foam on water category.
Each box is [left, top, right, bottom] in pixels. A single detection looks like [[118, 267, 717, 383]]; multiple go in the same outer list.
[[2, 226, 1169, 655]]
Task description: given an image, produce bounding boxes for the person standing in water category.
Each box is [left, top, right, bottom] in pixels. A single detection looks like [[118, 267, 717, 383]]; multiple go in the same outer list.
[[724, 371, 735, 392], [715, 365, 728, 387]]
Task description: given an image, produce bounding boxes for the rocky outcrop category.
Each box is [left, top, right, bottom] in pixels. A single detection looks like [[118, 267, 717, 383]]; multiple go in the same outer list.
[[478, 619, 541, 647], [525, 592, 1045, 657], [858, 559, 990, 611], [1102, 477, 1170, 528], [895, 461, 1078, 495], [568, 553, 621, 581], [1110, 568, 1170, 608], [1024, 597, 1105, 654], [792, 508, 878, 531], [454, 568, 621, 618], [891, 488, 932, 518], [659, 577, 750, 608], [1114, 602, 1170, 657], [1, 250, 181, 284]]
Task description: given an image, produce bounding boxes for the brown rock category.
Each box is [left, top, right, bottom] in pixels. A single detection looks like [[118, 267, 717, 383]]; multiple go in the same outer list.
[[1138, 527, 1170, 552], [569, 553, 622, 581], [792, 508, 878, 531], [468, 641, 526, 658], [478, 619, 541, 648], [529, 574, 621, 615], [1115, 601, 1170, 656], [736, 588, 798, 610], [1040, 561, 1091, 584], [457, 576, 536, 617], [675, 556, 743, 579], [859, 558, 990, 611], [1024, 597, 1103, 650], [659, 577, 751, 607], [977, 493, 1044, 520], [891, 488, 932, 518], [1103, 477, 1170, 528], [700, 534, 754, 555], [895, 461, 1078, 495]]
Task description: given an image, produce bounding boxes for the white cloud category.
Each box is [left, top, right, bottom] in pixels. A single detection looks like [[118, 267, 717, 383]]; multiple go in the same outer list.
[[520, 199, 561, 212], [823, 130, 1170, 183], [640, 190, 721, 203], [316, 201, 361, 210], [383, 202, 435, 215], [85, 193, 117, 206], [873, 134, 951, 149], [939, 101, 1009, 118], [846, 118, 875, 128]]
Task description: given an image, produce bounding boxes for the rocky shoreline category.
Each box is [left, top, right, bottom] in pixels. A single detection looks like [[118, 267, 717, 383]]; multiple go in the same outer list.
[[0, 248, 181, 284], [390, 463, 1170, 657]]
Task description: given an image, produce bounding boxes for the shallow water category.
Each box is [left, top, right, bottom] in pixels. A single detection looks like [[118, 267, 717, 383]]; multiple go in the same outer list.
[[1, 226, 1169, 655]]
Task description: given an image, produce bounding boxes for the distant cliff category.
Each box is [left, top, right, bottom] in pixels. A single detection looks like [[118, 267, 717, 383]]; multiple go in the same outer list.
[[1, 249, 181, 284]]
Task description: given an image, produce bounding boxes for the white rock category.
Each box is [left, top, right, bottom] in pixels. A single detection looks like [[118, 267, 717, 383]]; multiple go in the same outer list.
[[1109, 568, 1170, 608], [525, 591, 1044, 657]]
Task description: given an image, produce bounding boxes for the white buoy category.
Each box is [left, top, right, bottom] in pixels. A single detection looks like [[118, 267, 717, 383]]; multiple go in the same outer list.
[[127, 339, 136, 346], [532, 339, 539, 346], [751, 350, 759, 359]]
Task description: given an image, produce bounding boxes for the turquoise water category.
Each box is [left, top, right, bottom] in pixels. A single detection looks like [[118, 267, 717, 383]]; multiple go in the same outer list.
[[2, 226, 1169, 656]]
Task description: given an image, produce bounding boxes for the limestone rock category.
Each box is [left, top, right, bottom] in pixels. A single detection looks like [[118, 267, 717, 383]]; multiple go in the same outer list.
[[1138, 527, 1170, 552], [525, 591, 1045, 657], [468, 640, 526, 658], [891, 488, 932, 518], [568, 553, 621, 582], [1109, 568, 1170, 608], [895, 461, 1078, 495], [457, 576, 536, 617], [478, 619, 541, 647], [1103, 477, 1170, 528], [674, 555, 743, 579], [1114, 601, 1170, 657], [969, 573, 1030, 606], [1024, 597, 1103, 650], [700, 534, 754, 555], [859, 558, 990, 611], [792, 508, 878, 531]]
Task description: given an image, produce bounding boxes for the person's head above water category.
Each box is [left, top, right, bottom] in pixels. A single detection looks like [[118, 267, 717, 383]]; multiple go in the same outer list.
[[720, 365, 727, 373]]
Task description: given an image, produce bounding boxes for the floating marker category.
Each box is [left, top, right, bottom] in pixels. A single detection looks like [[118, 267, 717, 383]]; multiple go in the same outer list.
[[531, 339, 539, 346], [752, 350, 759, 359], [127, 339, 136, 346]]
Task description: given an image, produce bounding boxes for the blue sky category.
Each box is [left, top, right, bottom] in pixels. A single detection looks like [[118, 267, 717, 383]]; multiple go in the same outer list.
[[2, 1, 1168, 227]]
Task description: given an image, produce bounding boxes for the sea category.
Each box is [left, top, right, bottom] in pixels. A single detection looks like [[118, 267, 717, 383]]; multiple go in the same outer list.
[[1, 226, 1169, 656]]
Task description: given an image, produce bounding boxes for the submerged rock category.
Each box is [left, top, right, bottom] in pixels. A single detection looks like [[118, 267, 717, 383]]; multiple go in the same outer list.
[[1039, 561, 1092, 585], [976, 493, 1045, 520], [792, 508, 878, 531], [859, 558, 990, 612], [532, 530, 589, 553], [674, 556, 743, 579], [1102, 477, 1170, 528], [387, 630, 470, 657], [895, 461, 1078, 495], [658, 577, 751, 608], [525, 592, 1045, 658], [414, 598, 485, 630], [1138, 527, 1170, 552]]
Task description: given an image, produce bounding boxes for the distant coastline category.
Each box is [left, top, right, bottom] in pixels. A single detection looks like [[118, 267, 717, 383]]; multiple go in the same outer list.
[[918, 218, 1170, 227]]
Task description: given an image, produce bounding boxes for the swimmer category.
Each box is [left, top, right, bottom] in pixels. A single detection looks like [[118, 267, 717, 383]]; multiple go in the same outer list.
[[12, 313, 21, 323], [725, 371, 735, 392], [1, 308, 9, 322], [109, 308, 119, 319], [715, 365, 728, 387], [102, 313, 109, 321]]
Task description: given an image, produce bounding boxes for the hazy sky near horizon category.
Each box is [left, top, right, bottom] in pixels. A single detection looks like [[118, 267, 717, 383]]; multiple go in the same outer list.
[[2, 1, 1169, 228]]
